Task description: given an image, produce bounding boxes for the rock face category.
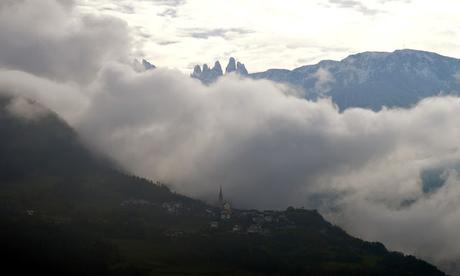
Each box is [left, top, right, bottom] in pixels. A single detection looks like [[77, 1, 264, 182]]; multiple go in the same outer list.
[[213, 61, 223, 76], [133, 59, 156, 72], [251, 49, 460, 110], [193, 65, 202, 75], [191, 61, 224, 84], [226, 57, 237, 74], [142, 59, 156, 70], [192, 57, 248, 84], [236, 61, 248, 75]]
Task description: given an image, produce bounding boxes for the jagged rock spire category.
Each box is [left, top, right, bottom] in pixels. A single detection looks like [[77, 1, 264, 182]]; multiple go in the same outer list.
[[191, 57, 249, 84], [236, 61, 248, 75], [213, 61, 223, 76], [192, 65, 202, 76], [142, 59, 156, 70], [226, 57, 237, 74]]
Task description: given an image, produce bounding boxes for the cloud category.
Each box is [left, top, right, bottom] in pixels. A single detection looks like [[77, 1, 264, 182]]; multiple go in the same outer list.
[[2, 1, 460, 274], [327, 0, 381, 15], [0, 0, 132, 84], [157, 8, 178, 17], [455, 72, 460, 83], [0, 69, 88, 123], [183, 28, 254, 40], [333, 170, 460, 269], [313, 68, 335, 94], [101, 3, 136, 14], [156, 40, 180, 46], [147, 0, 186, 6], [6, 97, 50, 120], [326, 0, 412, 15]]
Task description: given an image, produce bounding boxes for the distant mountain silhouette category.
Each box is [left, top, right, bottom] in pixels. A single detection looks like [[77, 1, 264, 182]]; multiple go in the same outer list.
[[253, 49, 460, 110], [193, 50, 460, 111]]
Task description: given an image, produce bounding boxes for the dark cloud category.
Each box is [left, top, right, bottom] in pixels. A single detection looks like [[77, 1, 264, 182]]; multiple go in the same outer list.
[[149, 0, 185, 21], [101, 3, 135, 14], [183, 28, 254, 40], [327, 0, 381, 15], [147, 0, 186, 7], [327, 0, 412, 15], [156, 40, 180, 46], [157, 8, 177, 17], [0, 0, 132, 84]]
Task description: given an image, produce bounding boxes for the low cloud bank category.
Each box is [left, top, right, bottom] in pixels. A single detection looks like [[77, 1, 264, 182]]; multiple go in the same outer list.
[[1, 0, 460, 273]]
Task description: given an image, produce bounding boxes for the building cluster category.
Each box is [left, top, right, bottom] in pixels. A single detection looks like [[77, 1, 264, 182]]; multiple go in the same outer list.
[[26, 209, 35, 216], [208, 188, 295, 235], [120, 198, 190, 216], [161, 201, 184, 214], [120, 199, 152, 207], [218, 186, 232, 220]]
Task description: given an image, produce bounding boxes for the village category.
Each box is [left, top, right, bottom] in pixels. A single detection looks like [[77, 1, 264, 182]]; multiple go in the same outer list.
[[118, 187, 300, 238], [204, 187, 298, 235]]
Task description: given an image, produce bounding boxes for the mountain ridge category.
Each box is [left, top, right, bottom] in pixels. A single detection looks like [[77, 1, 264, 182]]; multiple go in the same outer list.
[[191, 49, 460, 111]]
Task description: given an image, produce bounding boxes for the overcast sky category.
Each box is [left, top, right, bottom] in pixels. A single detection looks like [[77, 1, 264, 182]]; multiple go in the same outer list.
[[77, 0, 460, 72]]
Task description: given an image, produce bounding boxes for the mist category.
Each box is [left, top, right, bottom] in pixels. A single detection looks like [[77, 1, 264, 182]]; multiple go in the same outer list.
[[2, 0, 460, 272]]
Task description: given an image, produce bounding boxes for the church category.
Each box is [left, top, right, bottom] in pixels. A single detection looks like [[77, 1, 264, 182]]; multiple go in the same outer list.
[[218, 187, 232, 219]]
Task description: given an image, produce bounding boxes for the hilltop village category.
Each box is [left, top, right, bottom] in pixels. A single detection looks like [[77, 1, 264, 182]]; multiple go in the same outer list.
[[120, 187, 306, 238], [207, 187, 294, 235]]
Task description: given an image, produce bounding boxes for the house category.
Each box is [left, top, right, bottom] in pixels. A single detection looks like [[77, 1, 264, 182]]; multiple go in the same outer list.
[[252, 216, 264, 224], [162, 201, 183, 214], [264, 215, 273, 222], [164, 230, 184, 238], [247, 224, 261, 234], [210, 221, 219, 229], [120, 199, 151, 207], [26, 209, 35, 216], [221, 211, 231, 220]]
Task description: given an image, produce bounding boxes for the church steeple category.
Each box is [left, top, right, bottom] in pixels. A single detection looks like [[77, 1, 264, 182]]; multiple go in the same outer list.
[[218, 186, 223, 206]]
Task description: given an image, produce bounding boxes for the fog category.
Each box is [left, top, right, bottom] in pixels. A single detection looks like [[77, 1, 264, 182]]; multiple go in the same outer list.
[[1, 0, 460, 273]]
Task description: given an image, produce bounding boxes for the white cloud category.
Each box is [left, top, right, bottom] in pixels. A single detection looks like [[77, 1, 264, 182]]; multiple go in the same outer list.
[[76, 0, 460, 72], [6, 97, 50, 120], [0, 0, 132, 84], [0, 69, 88, 123], [313, 68, 335, 95]]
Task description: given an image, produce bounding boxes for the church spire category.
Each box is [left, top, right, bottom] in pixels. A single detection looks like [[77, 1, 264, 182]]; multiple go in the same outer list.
[[218, 186, 223, 206]]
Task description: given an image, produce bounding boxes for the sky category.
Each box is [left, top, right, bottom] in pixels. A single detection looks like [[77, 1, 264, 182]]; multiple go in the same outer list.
[[2, 0, 460, 274], [77, 0, 460, 72]]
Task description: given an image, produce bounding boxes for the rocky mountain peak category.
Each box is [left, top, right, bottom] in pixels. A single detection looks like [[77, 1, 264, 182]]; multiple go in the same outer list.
[[142, 59, 156, 70], [226, 57, 237, 74], [192, 57, 249, 84], [236, 61, 248, 75], [193, 65, 202, 75], [213, 61, 223, 76]]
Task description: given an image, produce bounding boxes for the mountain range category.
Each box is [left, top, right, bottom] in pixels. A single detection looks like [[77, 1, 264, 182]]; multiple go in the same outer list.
[[192, 49, 460, 111]]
